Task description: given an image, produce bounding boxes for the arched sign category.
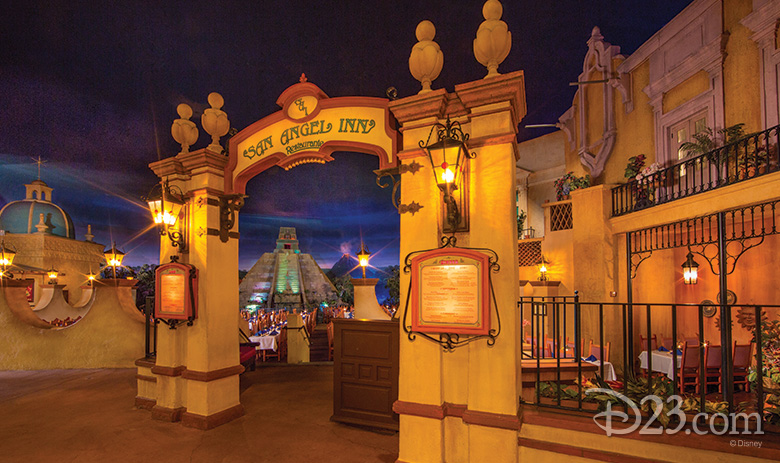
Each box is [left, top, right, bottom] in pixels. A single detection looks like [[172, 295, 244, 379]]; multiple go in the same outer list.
[[225, 78, 399, 194]]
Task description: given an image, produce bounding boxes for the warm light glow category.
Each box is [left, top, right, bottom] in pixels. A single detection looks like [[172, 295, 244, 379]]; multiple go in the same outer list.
[[146, 182, 184, 230], [442, 166, 455, 184], [0, 244, 16, 267], [104, 244, 125, 268], [359, 256, 369, 267], [48, 268, 58, 281], [682, 252, 699, 285], [539, 264, 547, 274]]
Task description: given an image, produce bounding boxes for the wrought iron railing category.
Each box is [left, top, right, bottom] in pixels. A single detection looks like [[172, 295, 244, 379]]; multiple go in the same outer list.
[[143, 296, 157, 359], [519, 296, 780, 432], [612, 125, 780, 217]]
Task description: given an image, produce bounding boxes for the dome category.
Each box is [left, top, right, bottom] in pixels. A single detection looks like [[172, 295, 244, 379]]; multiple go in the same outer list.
[[0, 181, 75, 239]]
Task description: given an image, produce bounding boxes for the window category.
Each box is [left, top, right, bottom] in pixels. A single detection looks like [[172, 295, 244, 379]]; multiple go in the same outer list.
[[669, 111, 707, 175]]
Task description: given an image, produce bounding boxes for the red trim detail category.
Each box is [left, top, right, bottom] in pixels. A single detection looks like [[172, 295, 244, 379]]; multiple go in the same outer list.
[[462, 409, 520, 430], [392, 400, 444, 419]]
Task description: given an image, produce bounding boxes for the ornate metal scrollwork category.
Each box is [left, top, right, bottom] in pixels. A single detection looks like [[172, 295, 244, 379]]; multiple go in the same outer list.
[[400, 239, 501, 351], [690, 235, 764, 276], [219, 194, 245, 243], [630, 250, 652, 279]]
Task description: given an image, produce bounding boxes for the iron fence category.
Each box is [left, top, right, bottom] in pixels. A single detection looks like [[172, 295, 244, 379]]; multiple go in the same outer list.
[[519, 296, 780, 431]]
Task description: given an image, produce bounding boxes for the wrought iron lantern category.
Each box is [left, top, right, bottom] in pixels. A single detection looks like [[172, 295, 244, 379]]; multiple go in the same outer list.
[[47, 267, 59, 285], [104, 243, 125, 279], [682, 252, 699, 285], [537, 255, 549, 282], [0, 241, 16, 268], [357, 243, 371, 279], [146, 179, 187, 252], [420, 117, 474, 232]]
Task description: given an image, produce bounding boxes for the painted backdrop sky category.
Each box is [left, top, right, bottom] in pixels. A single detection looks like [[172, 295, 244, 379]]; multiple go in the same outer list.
[[0, 0, 691, 269]]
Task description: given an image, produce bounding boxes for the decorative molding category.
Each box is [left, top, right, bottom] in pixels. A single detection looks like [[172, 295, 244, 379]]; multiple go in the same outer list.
[[392, 400, 520, 430], [742, 0, 780, 129], [134, 397, 156, 410], [518, 437, 660, 463], [181, 404, 245, 430], [136, 374, 157, 383], [181, 364, 244, 382], [150, 365, 186, 377], [134, 357, 155, 368], [151, 405, 186, 422], [575, 27, 628, 178], [399, 202, 423, 216]]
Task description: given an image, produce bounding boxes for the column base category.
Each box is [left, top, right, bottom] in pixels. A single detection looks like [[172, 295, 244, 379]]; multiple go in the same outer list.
[[152, 405, 186, 422], [181, 403, 244, 430], [135, 397, 156, 410]]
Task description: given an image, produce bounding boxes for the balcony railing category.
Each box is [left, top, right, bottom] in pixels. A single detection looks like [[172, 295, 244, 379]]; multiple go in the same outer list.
[[612, 124, 780, 217], [519, 296, 780, 433]]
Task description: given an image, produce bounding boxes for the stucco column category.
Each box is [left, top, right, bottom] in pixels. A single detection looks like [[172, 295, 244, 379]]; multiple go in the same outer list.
[[149, 148, 244, 429], [286, 312, 310, 363], [390, 71, 525, 463]]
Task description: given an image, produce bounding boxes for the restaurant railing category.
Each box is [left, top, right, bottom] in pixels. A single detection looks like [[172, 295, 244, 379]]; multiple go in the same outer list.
[[612, 124, 780, 217], [519, 296, 780, 432], [143, 296, 157, 359]]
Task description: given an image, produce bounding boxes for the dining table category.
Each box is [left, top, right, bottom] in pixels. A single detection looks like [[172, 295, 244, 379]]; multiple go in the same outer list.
[[249, 332, 279, 353], [638, 350, 682, 379]]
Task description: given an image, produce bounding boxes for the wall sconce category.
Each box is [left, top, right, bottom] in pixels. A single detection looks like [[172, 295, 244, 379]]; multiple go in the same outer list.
[[146, 179, 187, 252], [0, 234, 16, 279], [356, 243, 371, 279], [87, 271, 97, 286], [682, 251, 699, 285], [420, 117, 475, 233], [47, 267, 59, 285], [537, 255, 549, 281], [104, 243, 125, 279]]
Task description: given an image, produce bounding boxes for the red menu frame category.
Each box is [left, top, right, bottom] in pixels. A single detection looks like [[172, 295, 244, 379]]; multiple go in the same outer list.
[[410, 248, 490, 335], [155, 262, 198, 320]]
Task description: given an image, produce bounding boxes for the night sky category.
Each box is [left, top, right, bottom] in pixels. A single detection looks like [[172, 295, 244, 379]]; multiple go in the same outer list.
[[0, 0, 691, 270]]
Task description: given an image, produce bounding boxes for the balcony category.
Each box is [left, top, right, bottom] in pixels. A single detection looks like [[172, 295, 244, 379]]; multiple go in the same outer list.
[[612, 125, 780, 217]]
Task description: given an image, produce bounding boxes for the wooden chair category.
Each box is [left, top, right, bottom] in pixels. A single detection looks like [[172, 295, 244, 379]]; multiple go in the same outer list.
[[263, 331, 283, 362], [660, 336, 675, 350], [679, 342, 701, 393], [703, 344, 723, 393], [640, 334, 658, 351], [733, 342, 753, 391], [587, 341, 611, 363], [327, 322, 335, 361]]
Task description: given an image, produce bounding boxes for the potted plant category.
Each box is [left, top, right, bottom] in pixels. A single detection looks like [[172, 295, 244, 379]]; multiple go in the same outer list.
[[554, 172, 590, 201], [748, 318, 780, 427], [680, 123, 746, 181]]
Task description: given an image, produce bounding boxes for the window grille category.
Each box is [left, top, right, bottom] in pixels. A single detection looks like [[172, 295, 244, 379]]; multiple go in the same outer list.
[[550, 203, 573, 231], [518, 241, 542, 267]]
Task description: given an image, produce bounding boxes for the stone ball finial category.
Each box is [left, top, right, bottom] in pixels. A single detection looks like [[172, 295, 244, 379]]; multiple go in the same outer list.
[[474, 0, 511, 79], [409, 20, 444, 94], [202, 92, 230, 154], [171, 103, 199, 155]]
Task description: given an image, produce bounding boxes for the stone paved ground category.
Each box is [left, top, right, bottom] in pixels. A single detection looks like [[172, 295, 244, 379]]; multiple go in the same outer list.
[[0, 364, 398, 463]]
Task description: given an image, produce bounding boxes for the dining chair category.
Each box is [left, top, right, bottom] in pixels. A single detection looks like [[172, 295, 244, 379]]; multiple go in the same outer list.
[[640, 334, 658, 351], [587, 341, 611, 363], [660, 336, 674, 350], [327, 322, 335, 361], [703, 344, 723, 393], [679, 342, 701, 393], [732, 342, 753, 392]]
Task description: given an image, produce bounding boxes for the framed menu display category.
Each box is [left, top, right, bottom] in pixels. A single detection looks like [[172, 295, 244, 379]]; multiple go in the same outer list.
[[155, 262, 198, 321], [410, 248, 490, 335]]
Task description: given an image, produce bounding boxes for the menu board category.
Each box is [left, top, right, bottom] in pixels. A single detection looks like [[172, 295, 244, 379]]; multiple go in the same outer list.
[[155, 262, 197, 320], [410, 248, 490, 335]]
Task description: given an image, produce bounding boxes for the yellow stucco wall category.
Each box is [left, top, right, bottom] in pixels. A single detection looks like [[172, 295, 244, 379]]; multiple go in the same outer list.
[[724, 0, 762, 133], [601, 59, 656, 185], [663, 71, 711, 114], [0, 284, 145, 369]]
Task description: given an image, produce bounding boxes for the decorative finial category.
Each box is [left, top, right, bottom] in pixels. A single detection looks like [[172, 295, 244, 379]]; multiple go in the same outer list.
[[409, 20, 444, 94], [85, 224, 94, 242], [30, 156, 47, 181], [299, 73, 308, 83], [35, 213, 49, 234], [201, 92, 230, 154], [473, 0, 511, 78], [171, 104, 199, 155]]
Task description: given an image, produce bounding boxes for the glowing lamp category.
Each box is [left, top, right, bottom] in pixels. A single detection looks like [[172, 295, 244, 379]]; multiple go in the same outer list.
[[537, 255, 549, 282], [356, 243, 371, 279], [145, 179, 187, 252], [47, 267, 59, 284], [87, 272, 96, 286], [682, 252, 699, 285], [420, 117, 474, 232], [104, 243, 125, 279], [0, 242, 15, 267]]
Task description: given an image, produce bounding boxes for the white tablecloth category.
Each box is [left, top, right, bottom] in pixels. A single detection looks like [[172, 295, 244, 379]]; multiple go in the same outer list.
[[249, 334, 278, 352], [638, 350, 681, 378], [585, 360, 616, 381]]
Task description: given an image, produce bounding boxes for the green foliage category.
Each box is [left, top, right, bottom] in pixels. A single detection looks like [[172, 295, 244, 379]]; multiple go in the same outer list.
[[680, 123, 746, 162], [131, 264, 157, 308], [554, 172, 591, 201], [384, 265, 400, 306], [328, 273, 354, 305], [517, 210, 526, 234], [624, 154, 646, 180]]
